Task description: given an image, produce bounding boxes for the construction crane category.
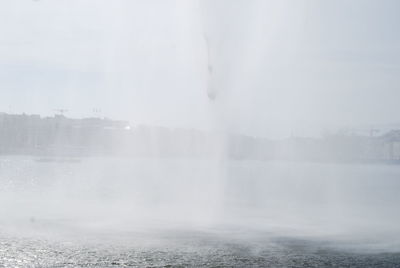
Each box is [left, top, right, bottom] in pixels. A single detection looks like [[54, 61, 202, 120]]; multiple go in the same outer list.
[[54, 109, 68, 116], [369, 127, 379, 137]]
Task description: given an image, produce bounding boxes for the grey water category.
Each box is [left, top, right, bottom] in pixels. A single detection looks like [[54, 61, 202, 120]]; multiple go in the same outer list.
[[2, 0, 400, 266], [1, 156, 400, 267]]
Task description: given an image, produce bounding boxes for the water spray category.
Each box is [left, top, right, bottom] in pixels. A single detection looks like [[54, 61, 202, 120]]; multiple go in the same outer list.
[[204, 34, 217, 101]]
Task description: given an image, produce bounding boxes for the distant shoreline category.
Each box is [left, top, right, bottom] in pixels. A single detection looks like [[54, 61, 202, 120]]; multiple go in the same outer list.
[[0, 112, 400, 163]]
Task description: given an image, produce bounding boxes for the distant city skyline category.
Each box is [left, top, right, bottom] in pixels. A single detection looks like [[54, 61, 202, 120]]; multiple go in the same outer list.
[[1, 0, 400, 138]]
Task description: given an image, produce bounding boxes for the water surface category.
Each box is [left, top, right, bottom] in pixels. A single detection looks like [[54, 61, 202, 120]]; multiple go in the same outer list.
[[1, 157, 400, 267]]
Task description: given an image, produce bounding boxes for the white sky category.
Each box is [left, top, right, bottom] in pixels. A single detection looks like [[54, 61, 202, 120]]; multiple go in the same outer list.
[[0, 0, 399, 138]]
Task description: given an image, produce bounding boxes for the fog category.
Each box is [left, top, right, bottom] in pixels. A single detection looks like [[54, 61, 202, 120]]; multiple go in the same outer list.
[[1, 0, 400, 137], [1, 0, 400, 266]]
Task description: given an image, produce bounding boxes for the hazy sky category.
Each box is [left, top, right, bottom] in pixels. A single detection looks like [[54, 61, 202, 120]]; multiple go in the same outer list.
[[0, 0, 399, 138]]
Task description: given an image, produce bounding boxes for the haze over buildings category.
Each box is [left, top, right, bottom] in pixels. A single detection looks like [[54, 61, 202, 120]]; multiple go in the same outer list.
[[1, 0, 400, 138], [1, 112, 399, 163], [1, 2, 400, 267]]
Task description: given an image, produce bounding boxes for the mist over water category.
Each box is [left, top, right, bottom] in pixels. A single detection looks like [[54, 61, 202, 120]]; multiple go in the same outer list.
[[2, 156, 400, 266], [1, 0, 400, 267], [2, 157, 400, 250]]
